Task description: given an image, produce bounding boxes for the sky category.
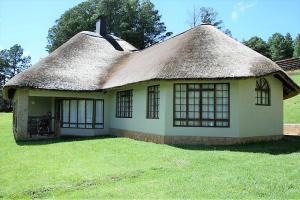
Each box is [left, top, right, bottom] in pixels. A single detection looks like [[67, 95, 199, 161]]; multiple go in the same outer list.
[[0, 0, 299, 65]]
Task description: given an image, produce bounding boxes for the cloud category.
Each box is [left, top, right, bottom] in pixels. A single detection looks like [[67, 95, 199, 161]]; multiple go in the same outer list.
[[231, 1, 257, 20]]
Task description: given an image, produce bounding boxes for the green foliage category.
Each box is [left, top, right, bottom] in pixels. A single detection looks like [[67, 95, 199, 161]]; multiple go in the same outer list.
[[187, 6, 232, 37], [284, 73, 300, 123], [1, 113, 300, 198], [0, 44, 31, 111], [243, 36, 271, 58], [199, 7, 223, 28], [46, 0, 171, 52], [0, 44, 31, 80], [293, 34, 300, 58], [268, 33, 294, 61]]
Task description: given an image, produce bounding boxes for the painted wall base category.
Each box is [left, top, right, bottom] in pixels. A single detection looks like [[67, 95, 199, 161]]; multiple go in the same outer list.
[[110, 129, 283, 145]]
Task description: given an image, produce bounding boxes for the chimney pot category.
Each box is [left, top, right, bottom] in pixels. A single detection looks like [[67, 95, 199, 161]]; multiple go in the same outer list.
[[96, 16, 107, 36]]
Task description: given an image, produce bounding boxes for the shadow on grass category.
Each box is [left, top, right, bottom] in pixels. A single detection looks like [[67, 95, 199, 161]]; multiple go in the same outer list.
[[16, 135, 117, 146], [173, 136, 300, 155], [16, 135, 300, 155]]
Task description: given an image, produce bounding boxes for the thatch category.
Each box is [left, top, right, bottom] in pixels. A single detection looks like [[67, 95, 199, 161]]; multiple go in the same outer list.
[[4, 31, 136, 91], [3, 25, 299, 99], [276, 57, 300, 71]]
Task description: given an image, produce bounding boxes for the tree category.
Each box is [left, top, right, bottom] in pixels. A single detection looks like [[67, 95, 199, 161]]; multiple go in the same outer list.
[[0, 44, 31, 80], [293, 34, 300, 58], [0, 44, 31, 111], [284, 33, 294, 58], [187, 6, 231, 37], [46, 0, 171, 52], [187, 6, 201, 28], [243, 36, 271, 58], [268, 33, 294, 61]]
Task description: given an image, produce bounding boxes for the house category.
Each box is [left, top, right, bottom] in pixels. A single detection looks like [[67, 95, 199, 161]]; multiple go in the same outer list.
[[3, 18, 300, 145], [276, 57, 300, 72]]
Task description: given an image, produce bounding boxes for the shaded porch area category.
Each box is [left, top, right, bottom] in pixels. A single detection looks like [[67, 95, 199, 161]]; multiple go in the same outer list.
[[27, 96, 57, 139], [12, 89, 108, 141]]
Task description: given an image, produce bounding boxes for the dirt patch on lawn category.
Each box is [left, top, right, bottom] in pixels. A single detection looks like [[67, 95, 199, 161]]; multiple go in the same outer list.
[[284, 124, 300, 136]]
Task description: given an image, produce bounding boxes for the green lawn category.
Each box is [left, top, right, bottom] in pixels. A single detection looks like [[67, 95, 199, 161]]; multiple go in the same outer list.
[[284, 74, 300, 123], [1, 113, 300, 199]]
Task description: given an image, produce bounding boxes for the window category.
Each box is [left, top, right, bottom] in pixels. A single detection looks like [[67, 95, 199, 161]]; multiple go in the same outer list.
[[116, 90, 133, 118], [147, 85, 160, 119], [174, 83, 229, 127], [255, 78, 270, 106], [61, 99, 104, 129]]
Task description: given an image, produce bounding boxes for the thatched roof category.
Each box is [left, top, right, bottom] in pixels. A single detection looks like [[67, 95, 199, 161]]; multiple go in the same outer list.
[[3, 25, 299, 99], [276, 57, 300, 71]]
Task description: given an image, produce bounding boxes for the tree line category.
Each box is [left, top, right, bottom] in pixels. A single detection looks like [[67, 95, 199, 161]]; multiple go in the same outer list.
[[243, 33, 300, 61], [0, 45, 31, 111]]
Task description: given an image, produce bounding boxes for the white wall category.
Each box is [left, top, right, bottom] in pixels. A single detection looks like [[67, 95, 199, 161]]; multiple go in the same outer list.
[[16, 75, 283, 139], [109, 81, 166, 135], [13, 89, 29, 140], [238, 75, 283, 137]]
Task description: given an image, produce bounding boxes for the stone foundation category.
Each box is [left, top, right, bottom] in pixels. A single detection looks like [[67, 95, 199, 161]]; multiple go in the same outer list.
[[110, 129, 283, 145]]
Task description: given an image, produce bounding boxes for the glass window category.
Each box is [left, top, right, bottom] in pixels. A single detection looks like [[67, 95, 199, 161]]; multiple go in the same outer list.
[[116, 90, 133, 118], [95, 100, 104, 128], [62, 100, 70, 128], [147, 85, 160, 119], [61, 99, 104, 129], [256, 78, 270, 106], [174, 83, 230, 127]]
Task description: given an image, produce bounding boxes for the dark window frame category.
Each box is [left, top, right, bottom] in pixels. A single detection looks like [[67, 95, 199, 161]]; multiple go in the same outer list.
[[116, 90, 133, 118], [147, 85, 160, 119], [60, 99, 104, 129], [173, 83, 230, 128], [255, 78, 271, 106]]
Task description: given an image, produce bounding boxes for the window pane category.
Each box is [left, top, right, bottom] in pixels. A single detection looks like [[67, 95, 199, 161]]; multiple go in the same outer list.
[[147, 85, 160, 119], [116, 90, 133, 118], [174, 83, 229, 127], [78, 100, 85, 128], [62, 100, 69, 127], [256, 78, 270, 105], [70, 100, 77, 128], [95, 100, 104, 128]]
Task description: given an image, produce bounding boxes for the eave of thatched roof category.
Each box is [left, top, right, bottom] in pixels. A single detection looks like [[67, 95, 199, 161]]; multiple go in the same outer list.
[[3, 25, 299, 100], [276, 57, 300, 71]]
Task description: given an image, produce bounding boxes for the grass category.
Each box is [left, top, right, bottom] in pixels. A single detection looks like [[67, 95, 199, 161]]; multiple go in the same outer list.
[[284, 73, 300, 123], [1, 113, 300, 199]]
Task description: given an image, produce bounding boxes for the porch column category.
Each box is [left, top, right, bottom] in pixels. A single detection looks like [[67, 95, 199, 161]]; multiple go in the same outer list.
[[15, 89, 29, 140]]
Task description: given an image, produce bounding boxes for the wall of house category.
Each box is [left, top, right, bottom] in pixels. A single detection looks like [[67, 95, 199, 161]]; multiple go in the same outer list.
[[13, 89, 29, 140], [109, 81, 166, 136], [13, 75, 284, 141], [29, 90, 110, 136], [164, 80, 240, 137], [28, 96, 53, 116], [238, 75, 283, 137]]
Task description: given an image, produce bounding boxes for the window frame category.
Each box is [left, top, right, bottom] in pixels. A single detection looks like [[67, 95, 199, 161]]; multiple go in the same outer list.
[[60, 98, 104, 129], [146, 85, 160, 119], [116, 90, 133, 118], [173, 83, 230, 128], [255, 77, 271, 106]]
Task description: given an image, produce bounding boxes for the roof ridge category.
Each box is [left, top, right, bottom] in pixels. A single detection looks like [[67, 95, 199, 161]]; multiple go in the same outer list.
[[276, 57, 300, 63]]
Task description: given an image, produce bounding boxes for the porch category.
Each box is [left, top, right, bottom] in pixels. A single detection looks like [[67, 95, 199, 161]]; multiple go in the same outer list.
[[12, 89, 107, 140]]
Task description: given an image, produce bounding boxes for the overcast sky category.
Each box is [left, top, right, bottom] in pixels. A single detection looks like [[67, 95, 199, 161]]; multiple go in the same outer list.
[[0, 0, 299, 64]]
